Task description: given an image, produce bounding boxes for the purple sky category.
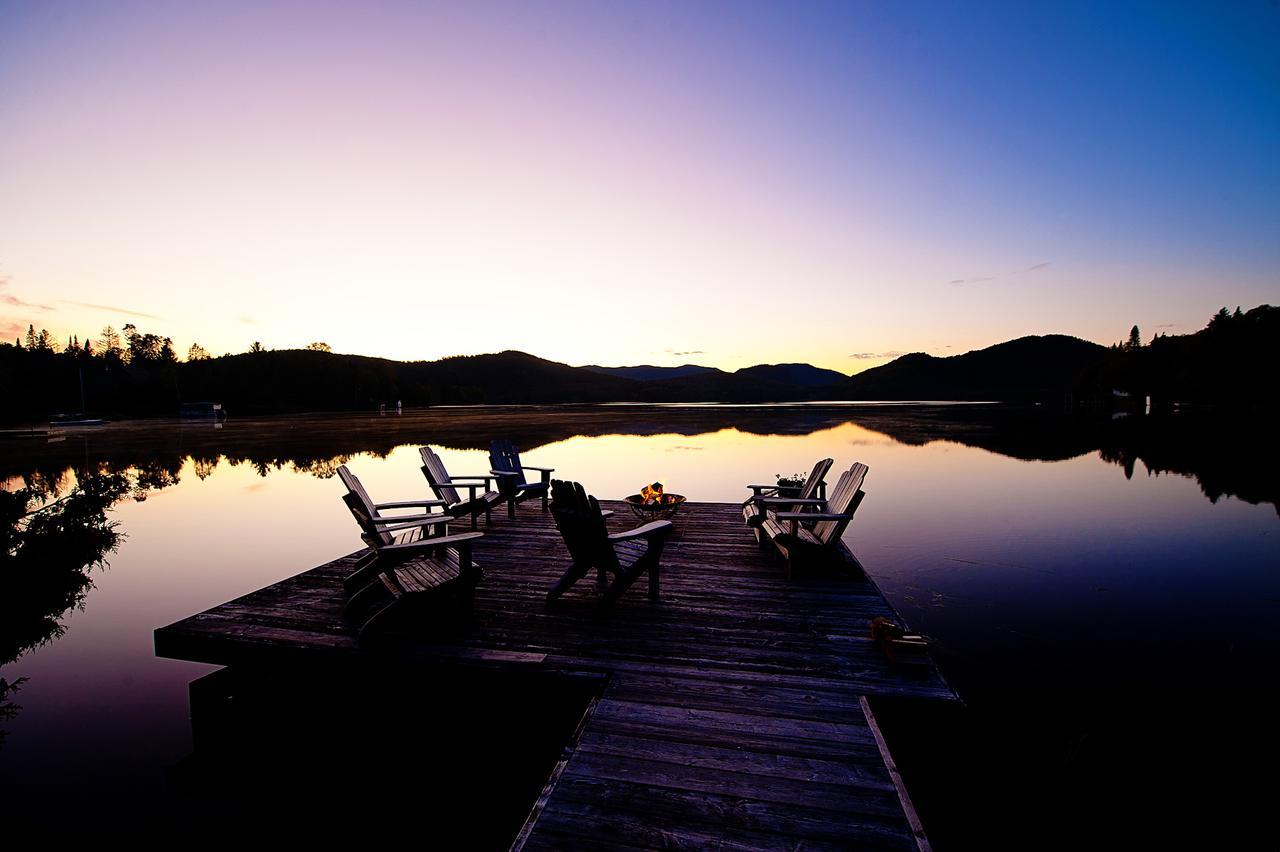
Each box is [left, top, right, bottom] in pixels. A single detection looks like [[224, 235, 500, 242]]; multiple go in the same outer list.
[[1, 1, 1277, 371]]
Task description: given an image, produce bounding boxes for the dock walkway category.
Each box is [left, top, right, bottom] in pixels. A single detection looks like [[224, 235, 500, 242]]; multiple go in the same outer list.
[[157, 501, 955, 850]]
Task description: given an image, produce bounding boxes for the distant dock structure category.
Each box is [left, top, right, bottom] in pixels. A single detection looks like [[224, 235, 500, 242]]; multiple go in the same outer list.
[[178, 401, 226, 421]]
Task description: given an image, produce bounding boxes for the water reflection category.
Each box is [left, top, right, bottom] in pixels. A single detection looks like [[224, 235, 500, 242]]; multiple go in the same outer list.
[[0, 405, 1275, 843], [0, 471, 131, 742], [3, 405, 1274, 512]]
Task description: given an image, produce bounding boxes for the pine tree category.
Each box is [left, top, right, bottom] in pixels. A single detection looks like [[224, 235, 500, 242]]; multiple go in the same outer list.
[[99, 326, 122, 357], [1126, 325, 1141, 350]]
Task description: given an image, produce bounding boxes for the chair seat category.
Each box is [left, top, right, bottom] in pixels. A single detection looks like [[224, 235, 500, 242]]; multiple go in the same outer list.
[[742, 502, 764, 527], [612, 539, 648, 573], [760, 517, 823, 549], [385, 550, 465, 595], [516, 481, 548, 494], [449, 490, 502, 513]]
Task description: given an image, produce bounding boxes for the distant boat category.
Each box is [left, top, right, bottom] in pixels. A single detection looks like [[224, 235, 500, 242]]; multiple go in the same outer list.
[[179, 402, 227, 421], [49, 414, 107, 427], [0, 423, 50, 439]]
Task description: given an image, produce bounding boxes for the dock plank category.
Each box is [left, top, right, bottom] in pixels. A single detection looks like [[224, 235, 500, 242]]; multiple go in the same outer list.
[[156, 500, 953, 850]]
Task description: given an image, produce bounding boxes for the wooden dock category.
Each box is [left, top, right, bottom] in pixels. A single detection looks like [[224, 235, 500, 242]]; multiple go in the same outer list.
[[156, 501, 955, 850]]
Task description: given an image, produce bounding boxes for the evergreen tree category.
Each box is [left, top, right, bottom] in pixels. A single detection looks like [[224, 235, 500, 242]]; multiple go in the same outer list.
[[1127, 325, 1141, 350], [99, 326, 122, 358]]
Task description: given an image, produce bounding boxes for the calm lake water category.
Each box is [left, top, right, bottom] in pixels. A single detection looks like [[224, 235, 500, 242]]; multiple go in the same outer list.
[[1, 405, 1276, 846]]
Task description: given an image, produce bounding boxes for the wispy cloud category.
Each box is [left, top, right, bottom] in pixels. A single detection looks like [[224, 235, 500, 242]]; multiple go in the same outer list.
[[848, 350, 904, 360], [950, 261, 1050, 286], [1156, 323, 1176, 328], [60, 301, 161, 320], [672, 349, 704, 356], [0, 320, 27, 338], [238, 315, 258, 325], [0, 277, 54, 311]]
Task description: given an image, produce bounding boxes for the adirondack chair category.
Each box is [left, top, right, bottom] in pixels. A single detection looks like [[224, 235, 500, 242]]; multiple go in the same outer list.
[[489, 439, 554, 517], [758, 463, 868, 579], [742, 457, 833, 536], [337, 465, 483, 637], [419, 446, 503, 528], [547, 479, 673, 612]]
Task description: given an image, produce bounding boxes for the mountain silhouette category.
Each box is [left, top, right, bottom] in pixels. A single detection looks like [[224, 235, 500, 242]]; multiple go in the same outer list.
[[828, 335, 1107, 401], [582, 364, 715, 381]]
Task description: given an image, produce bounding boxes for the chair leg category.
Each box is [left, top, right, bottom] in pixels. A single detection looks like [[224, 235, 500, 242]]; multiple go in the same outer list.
[[648, 558, 660, 600], [344, 575, 387, 618], [357, 599, 400, 640], [343, 550, 381, 595], [507, 497, 517, 518], [485, 505, 492, 525], [548, 561, 589, 606]]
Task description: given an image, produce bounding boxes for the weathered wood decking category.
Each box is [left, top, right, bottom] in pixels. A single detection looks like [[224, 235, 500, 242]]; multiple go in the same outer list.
[[156, 501, 955, 850]]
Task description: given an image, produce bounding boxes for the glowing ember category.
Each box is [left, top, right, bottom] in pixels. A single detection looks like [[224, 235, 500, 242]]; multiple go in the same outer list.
[[640, 482, 665, 504]]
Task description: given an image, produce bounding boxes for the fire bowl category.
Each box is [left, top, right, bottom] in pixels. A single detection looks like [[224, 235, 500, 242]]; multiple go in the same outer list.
[[624, 493, 687, 521]]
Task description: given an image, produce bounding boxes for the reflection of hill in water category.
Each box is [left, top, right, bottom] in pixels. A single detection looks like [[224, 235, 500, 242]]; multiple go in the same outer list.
[[1, 405, 1274, 513]]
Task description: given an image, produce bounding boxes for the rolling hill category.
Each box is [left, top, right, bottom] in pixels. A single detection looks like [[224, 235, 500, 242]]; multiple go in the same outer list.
[[829, 335, 1108, 401]]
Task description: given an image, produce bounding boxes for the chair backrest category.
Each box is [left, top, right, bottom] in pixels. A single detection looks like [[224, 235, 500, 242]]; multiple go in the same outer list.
[[337, 465, 393, 547], [550, 479, 617, 573], [489, 439, 528, 491], [811, 463, 869, 545], [420, 446, 460, 505], [800, 457, 835, 500]]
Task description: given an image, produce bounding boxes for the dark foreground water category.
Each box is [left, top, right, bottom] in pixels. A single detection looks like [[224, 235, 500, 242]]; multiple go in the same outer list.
[[1, 405, 1276, 846]]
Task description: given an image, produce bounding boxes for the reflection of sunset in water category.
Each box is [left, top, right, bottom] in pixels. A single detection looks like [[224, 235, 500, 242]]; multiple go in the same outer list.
[[0, 408, 1277, 839]]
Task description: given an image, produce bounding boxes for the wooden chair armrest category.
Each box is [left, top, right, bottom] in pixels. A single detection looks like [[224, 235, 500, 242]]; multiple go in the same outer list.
[[448, 475, 494, 484], [376, 499, 448, 509], [608, 520, 674, 542], [774, 512, 851, 522], [490, 469, 521, 477], [756, 497, 826, 506], [379, 517, 452, 533], [521, 465, 555, 473], [380, 531, 483, 551], [600, 509, 615, 519], [373, 512, 451, 525]]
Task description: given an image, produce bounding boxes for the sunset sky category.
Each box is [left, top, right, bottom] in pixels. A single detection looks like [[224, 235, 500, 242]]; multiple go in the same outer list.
[[1, 1, 1277, 373]]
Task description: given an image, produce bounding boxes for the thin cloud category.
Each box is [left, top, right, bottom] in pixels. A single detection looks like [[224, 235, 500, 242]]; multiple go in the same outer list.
[[848, 351, 904, 360], [672, 349, 704, 356], [0, 320, 26, 338], [0, 277, 54, 311], [1156, 323, 1176, 329], [238, 315, 258, 325], [60, 301, 161, 320], [950, 261, 1050, 286], [1, 294, 54, 311]]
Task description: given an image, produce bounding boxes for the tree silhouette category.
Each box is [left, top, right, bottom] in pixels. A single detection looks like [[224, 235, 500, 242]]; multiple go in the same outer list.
[[305, 341, 332, 353], [1127, 325, 1141, 350], [98, 326, 122, 359]]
